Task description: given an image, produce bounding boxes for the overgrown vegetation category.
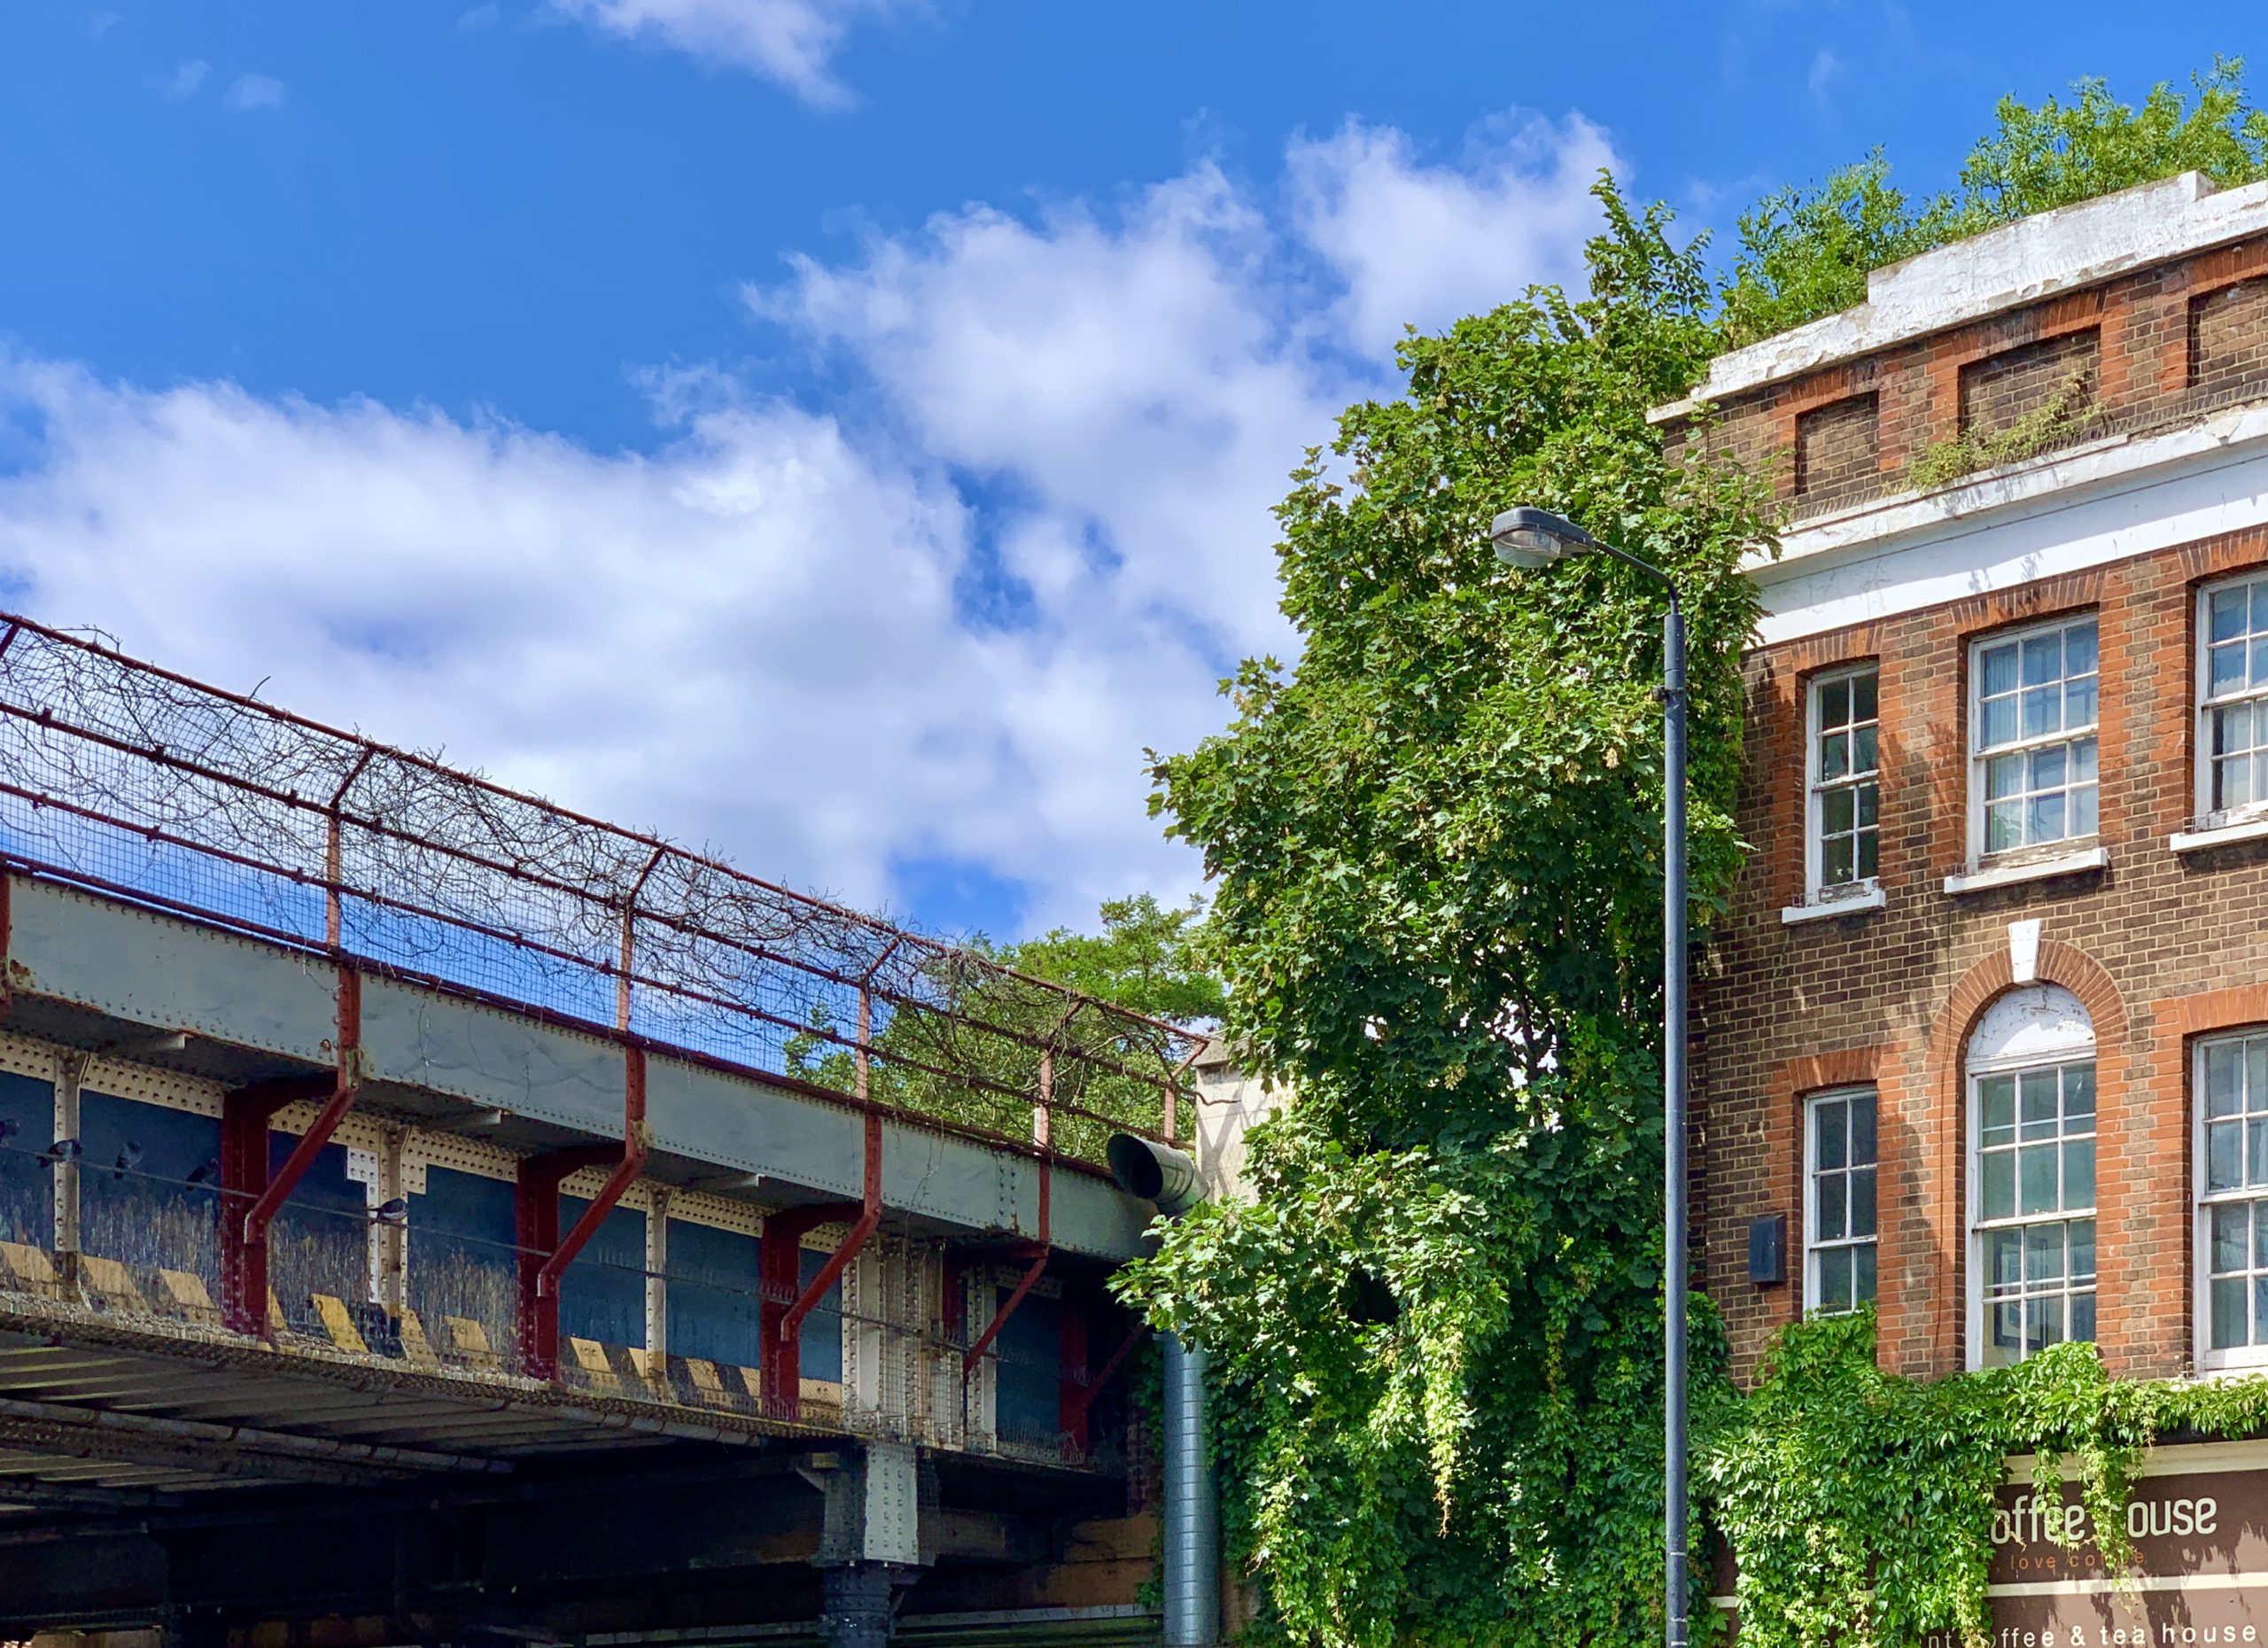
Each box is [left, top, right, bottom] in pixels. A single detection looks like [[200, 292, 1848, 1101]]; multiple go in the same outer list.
[[1725, 58, 2268, 346], [1907, 365, 2106, 490], [1108, 60, 2268, 1648]]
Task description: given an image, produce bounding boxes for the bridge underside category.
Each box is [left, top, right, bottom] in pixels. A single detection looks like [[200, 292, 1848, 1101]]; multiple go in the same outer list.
[[0, 876, 1166, 1643]]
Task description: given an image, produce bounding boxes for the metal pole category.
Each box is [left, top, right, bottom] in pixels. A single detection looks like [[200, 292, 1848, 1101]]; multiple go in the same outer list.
[[1661, 597, 1689, 1648]]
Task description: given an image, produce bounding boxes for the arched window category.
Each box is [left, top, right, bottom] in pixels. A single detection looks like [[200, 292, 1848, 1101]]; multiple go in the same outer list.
[[1967, 984, 2097, 1368]]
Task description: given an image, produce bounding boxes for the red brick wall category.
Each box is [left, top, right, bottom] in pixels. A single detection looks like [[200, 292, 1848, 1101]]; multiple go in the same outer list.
[[1697, 526, 2268, 1384], [1664, 233, 2268, 518]]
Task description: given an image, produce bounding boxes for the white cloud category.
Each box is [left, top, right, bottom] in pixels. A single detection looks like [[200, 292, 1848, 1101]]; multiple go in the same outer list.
[[224, 74, 285, 111], [1806, 47, 1843, 115], [550, 0, 913, 105], [459, 4, 502, 28], [160, 59, 208, 100], [1286, 113, 1619, 358], [0, 110, 1614, 933]]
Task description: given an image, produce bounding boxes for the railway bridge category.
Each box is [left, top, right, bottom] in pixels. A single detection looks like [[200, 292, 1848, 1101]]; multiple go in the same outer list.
[[0, 616, 1200, 1647]]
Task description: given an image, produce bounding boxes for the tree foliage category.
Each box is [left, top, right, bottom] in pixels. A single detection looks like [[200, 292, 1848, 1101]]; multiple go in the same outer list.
[[784, 893, 1221, 1160], [1724, 58, 2268, 345], [1117, 186, 1771, 1646]]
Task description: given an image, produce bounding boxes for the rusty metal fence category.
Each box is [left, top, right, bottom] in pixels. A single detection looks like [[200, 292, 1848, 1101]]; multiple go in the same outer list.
[[0, 615, 1200, 1165]]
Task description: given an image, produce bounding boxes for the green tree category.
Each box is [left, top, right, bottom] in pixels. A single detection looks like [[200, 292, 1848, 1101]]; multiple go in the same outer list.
[[783, 894, 1221, 1161], [1117, 184, 1772, 1647], [1724, 59, 2268, 345]]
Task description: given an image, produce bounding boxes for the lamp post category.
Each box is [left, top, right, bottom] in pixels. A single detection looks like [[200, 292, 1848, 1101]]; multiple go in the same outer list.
[[1489, 505, 1689, 1648]]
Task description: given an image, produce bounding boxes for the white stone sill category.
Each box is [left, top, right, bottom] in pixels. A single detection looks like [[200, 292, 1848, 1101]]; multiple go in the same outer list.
[[1780, 885, 1886, 925], [1942, 846, 2108, 897], [2171, 815, 2268, 853]]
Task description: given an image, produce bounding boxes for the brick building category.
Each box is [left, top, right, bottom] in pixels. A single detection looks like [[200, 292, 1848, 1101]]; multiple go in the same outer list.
[[1670, 170, 2268, 1389]]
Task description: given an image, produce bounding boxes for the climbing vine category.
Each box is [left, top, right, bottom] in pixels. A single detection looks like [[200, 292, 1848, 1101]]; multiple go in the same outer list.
[[1711, 1310, 2268, 1648]]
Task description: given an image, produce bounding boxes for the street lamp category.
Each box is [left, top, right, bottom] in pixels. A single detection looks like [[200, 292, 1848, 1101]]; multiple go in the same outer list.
[[1490, 505, 1690, 1648]]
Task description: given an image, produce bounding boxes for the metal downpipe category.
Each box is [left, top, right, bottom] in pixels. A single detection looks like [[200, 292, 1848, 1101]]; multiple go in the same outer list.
[[1107, 1132, 1217, 1648], [1162, 1331, 1219, 1648]]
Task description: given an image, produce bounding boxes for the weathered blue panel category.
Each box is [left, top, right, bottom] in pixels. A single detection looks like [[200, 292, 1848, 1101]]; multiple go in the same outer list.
[[0, 1072, 51, 1249], [797, 1245, 843, 1382], [664, 1218, 760, 1371], [265, 1130, 367, 1322], [558, 1194, 645, 1349], [79, 1092, 220, 1292], [995, 1291, 1062, 1450], [408, 1166, 517, 1358]]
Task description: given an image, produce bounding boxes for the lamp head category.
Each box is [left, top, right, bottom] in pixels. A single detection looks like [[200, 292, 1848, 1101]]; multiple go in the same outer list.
[[1489, 506, 1598, 570]]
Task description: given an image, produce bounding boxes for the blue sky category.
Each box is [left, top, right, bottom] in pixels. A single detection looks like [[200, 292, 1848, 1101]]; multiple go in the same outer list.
[[0, 1, 2259, 940]]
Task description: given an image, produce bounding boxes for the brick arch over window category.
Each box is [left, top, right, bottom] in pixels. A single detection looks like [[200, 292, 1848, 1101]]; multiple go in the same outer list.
[[1879, 942, 2130, 1377]]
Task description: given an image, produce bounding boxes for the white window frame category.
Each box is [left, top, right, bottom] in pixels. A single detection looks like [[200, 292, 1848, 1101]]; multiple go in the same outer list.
[[1965, 1045, 2099, 1372], [1805, 664, 1882, 906], [1965, 613, 2101, 868], [2194, 1028, 2268, 1372], [2194, 571, 2268, 832], [1804, 1086, 1878, 1316]]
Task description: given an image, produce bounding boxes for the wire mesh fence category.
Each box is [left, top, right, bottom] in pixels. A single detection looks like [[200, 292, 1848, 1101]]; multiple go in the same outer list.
[[0, 615, 1202, 1165]]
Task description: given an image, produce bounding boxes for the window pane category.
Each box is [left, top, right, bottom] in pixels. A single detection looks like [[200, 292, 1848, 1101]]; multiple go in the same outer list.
[[2032, 742, 2067, 789], [1822, 787, 1854, 833], [2019, 1143, 2060, 1215], [2213, 641, 2249, 697], [1981, 1077, 2016, 1139], [1852, 672, 1877, 722], [2211, 1118, 2243, 1192], [2250, 1117, 2268, 1189], [1986, 753, 2024, 799], [1819, 1178, 1846, 1241], [2023, 686, 2060, 740], [1823, 836, 1855, 885], [2254, 1203, 2268, 1270], [1981, 1150, 2016, 1219], [1851, 1094, 1876, 1163], [2070, 1218, 2095, 1281], [1989, 1228, 2023, 1288], [1853, 1242, 1876, 1304], [1982, 643, 2019, 697], [1816, 1101, 1846, 1169], [1853, 724, 1878, 773], [2215, 1203, 2250, 1273], [2069, 1290, 2094, 1346], [1982, 696, 2017, 749], [2253, 634, 2268, 689], [1820, 678, 1849, 727], [2023, 1219, 2064, 1283], [2027, 792, 2067, 843], [2064, 621, 2098, 675], [2221, 753, 2256, 812], [2071, 736, 2098, 781], [1856, 829, 1879, 879], [1986, 801, 2023, 851], [1821, 730, 1849, 781], [1851, 1167, 1876, 1238], [2249, 1038, 2268, 1113], [2214, 1276, 2249, 1349], [1857, 783, 1879, 828], [1818, 1246, 1851, 1313], [2215, 587, 2251, 643], [2070, 784, 2098, 839], [2022, 634, 2062, 687], [1991, 1301, 2023, 1360], [2254, 1279, 2268, 1349], [2062, 1139, 2094, 1208], [2063, 676, 2097, 728], [2031, 1294, 2064, 1352], [2064, 1064, 2096, 1120], [2250, 579, 2268, 638], [2221, 702, 2256, 758], [2019, 1070, 2060, 1134]]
